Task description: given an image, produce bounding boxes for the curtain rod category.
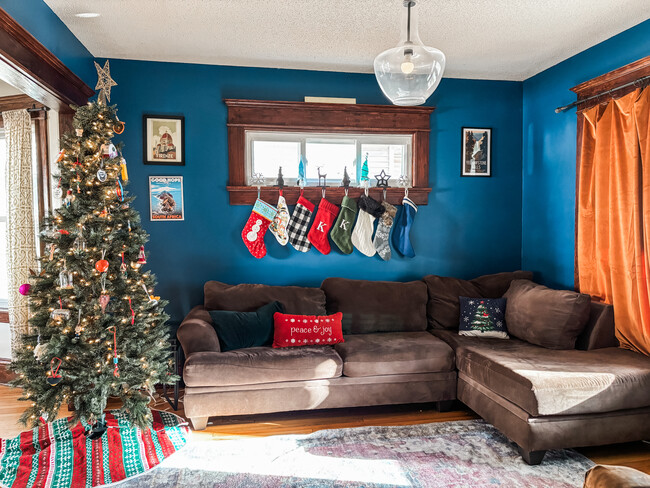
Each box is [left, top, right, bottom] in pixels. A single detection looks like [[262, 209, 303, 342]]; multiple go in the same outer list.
[[0, 105, 49, 115], [555, 74, 650, 113]]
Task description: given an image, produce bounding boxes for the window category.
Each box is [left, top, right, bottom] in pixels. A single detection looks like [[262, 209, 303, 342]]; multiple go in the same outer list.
[[247, 131, 412, 187], [226, 99, 434, 206]]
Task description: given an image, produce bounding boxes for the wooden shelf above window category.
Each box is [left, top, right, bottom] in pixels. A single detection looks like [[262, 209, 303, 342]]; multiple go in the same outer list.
[[226, 186, 430, 206], [225, 99, 434, 206]]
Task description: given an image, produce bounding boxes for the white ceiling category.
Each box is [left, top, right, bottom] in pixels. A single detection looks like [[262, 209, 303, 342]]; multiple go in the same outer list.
[[45, 0, 650, 81]]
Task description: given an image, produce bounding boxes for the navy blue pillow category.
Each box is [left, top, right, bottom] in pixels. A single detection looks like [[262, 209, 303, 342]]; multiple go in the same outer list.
[[209, 301, 285, 352], [458, 297, 508, 339]]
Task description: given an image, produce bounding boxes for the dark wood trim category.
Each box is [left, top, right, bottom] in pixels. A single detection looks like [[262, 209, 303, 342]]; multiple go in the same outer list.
[[572, 56, 650, 290], [0, 359, 16, 385], [0, 311, 8, 323], [571, 55, 650, 111], [0, 93, 43, 112], [0, 8, 94, 112], [225, 99, 434, 205], [227, 186, 430, 206]]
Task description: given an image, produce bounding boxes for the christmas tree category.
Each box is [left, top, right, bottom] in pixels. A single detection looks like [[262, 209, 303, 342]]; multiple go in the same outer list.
[[470, 301, 494, 332], [10, 62, 174, 429]]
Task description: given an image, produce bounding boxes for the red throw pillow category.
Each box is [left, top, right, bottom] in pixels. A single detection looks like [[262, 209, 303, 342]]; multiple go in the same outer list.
[[273, 312, 344, 348]]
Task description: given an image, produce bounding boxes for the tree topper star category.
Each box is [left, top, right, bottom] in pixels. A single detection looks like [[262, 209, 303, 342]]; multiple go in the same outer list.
[[375, 170, 391, 188], [94, 60, 117, 104]]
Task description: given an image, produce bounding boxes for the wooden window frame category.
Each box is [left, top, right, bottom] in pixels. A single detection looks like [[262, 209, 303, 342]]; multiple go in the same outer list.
[[571, 55, 650, 290], [225, 99, 434, 205]]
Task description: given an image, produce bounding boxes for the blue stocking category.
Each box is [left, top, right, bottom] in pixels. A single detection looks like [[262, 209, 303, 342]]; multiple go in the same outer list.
[[391, 196, 418, 258]]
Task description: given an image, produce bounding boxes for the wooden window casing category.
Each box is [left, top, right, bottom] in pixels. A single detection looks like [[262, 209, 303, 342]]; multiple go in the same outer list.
[[225, 99, 434, 205]]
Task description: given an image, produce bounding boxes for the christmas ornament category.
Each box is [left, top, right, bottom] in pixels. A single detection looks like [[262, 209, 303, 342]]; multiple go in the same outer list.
[[99, 206, 108, 218], [38, 412, 49, 425], [142, 284, 158, 304], [75, 309, 83, 337], [397, 174, 410, 189], [64, 189, 75, 207], [95, 250, 109, 272], [100, 143, 118, 159], [97, 161, 107, 182], [128, 298, 135, 325], [116, 179, 123, 201], [53, 178, 63, 199], [18, 283, 30, 296], [250, 172, 265, 187], [391, 196, 418, 258], [307, 198, 339, 255], [120, 252, 128, 278], [113, 118, 125, 134], [331, 196, 358, 255], [109, 326, 120, 377], [47, 358, 62, 386], [57, 149, 66, 162], [51, 298, 71, 320], [351, 194, 384, 257], [286, 194, 315, 253], [99, 274, 110, 313], [86, 414, 107, 440], [317, 166, 327, 186], [59, 263, 74, 289], [94, 60, 117, 104], [275, 166, 284, 188], [127, 220, 132, 232], [33, 340, 46, 360], [241, 199, 277, 258], [119, 157, 128, 181], [375, 170, 391, 188], [137, 246, 147, 264], [57, 229, 70, 236], [73, 235, 86, 253], [49, 243, 55, 260], [373, 201, 397, 261], [75, 128, 83, 137], [269, 193, 290, 246]]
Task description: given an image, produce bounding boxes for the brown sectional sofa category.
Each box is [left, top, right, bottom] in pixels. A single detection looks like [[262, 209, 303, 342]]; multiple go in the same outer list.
[[177, 272, 650, 465]]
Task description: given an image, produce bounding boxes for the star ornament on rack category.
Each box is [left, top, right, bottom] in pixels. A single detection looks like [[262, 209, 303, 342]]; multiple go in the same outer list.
[[94, 60, 117, 105], [375, 170, 391, 188]]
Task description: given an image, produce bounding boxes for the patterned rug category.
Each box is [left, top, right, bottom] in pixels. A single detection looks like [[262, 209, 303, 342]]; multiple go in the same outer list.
[[0, 410, 190, 488], [116, 419, 593, 487]]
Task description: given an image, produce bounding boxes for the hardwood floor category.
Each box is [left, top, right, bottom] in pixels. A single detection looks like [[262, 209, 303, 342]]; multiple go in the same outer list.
[[1, 385, 649, 474]]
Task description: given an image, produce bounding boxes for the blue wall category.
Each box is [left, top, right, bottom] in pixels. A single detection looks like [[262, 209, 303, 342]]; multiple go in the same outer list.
[[106, 59, 523, 321], [521, 19, 650, 289], [2, 0, 95, 84]]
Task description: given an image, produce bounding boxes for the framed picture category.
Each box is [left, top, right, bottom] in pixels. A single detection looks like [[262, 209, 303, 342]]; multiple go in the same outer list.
[[149, 176, 184, 221], [461, 127, 491, 177], [143, 114, 185, 165]]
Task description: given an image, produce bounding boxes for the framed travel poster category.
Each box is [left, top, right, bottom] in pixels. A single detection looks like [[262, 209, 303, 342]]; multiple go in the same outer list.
[[461, 127, 491, 177], [149, 176, 184, 221], [143, 114, 185, 165]]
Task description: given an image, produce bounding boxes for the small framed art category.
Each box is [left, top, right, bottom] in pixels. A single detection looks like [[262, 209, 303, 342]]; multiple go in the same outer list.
[[461, 127, 491, 177], [143, 114, 185, 165], [149, 176, 184, 221]]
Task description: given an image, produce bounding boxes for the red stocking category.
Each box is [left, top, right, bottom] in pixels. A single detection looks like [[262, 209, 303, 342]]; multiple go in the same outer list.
[[307, 198, 339, 255], [241, 199, 278, 258]]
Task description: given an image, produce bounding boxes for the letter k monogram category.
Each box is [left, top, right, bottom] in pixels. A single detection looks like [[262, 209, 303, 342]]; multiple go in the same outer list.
[[340, 219, 348, 230], [317, 221, 327, 232]]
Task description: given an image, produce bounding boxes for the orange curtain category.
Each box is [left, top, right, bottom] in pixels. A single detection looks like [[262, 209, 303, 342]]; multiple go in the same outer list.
[[577, 87, 650, 356]]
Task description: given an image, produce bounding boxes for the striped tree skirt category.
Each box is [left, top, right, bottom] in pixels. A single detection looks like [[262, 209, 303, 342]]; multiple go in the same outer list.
[[0, 410, 190, 488]]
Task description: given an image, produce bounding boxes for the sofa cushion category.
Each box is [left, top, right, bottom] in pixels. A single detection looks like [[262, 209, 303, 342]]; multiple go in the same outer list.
[[208, 301, 284, 352], [204, 280, 326, 315], [504, 279, 591, 349], [450, 336, 650, 416], [273, 312, 344, 348], [183, 346, 343, 387], [459, 297, 508, 339], [334, 332, 454, 377], [322, 278, 427, 334], [423, 271, 533, 329]]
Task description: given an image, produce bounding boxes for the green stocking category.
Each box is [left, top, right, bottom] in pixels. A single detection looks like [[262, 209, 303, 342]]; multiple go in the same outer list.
[[330, 195, 358, 254]]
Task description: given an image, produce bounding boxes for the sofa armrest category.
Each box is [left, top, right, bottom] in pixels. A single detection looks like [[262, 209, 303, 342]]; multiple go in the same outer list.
[[177, 306, 221, 355], [576, 301, 619, 350]]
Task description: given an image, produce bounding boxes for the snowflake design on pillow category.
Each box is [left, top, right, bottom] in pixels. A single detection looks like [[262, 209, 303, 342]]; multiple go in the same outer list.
[[458, 297, 509, 339]]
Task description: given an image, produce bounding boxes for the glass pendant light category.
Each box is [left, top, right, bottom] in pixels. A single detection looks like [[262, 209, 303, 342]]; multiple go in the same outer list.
[[374, 1, 446, 106]]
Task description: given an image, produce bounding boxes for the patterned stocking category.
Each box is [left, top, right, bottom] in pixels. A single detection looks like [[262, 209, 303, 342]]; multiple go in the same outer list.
[[351, 194, 384, 257], [286, 194, 315, 252], [241, 199, 278, 259], [269, 194, 290, 246], [373, 201, 397, 261]]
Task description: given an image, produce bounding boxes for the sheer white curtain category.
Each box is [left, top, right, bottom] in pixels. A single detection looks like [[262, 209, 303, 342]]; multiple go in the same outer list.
[[2, 109, 36, 355]]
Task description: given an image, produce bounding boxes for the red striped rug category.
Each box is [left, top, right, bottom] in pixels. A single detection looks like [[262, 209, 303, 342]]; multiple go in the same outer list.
[[0, 410, 190, 488]]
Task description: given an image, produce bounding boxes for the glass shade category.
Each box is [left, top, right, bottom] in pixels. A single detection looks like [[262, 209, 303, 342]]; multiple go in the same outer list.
[[374, 1, 445, 106]]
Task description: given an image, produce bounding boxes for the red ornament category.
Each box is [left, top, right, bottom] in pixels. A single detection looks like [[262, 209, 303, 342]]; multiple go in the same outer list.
[[137, 246, 147, 264], [95, 259, 109, 272]]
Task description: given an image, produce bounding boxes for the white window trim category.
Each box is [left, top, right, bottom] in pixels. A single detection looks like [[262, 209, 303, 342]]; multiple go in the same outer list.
[[245, 130, 412, 187]]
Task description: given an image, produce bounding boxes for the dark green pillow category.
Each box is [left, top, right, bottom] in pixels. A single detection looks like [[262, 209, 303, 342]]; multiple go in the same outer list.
[[209, 301, 285, 352]]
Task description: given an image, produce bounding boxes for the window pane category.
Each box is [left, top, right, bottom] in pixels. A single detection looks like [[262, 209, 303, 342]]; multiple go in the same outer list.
[[252, 140, 300, 182], [362, 143, 406, 182], [305, 140, 356, 184]]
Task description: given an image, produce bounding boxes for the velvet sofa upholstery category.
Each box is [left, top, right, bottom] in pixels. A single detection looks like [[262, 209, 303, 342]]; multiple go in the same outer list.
[[177, 275, 650, 466]]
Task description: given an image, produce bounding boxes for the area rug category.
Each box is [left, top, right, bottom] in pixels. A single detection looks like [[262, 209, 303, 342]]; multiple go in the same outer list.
[[117, 419, 593, 487], [0, 410, 190, 488]]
